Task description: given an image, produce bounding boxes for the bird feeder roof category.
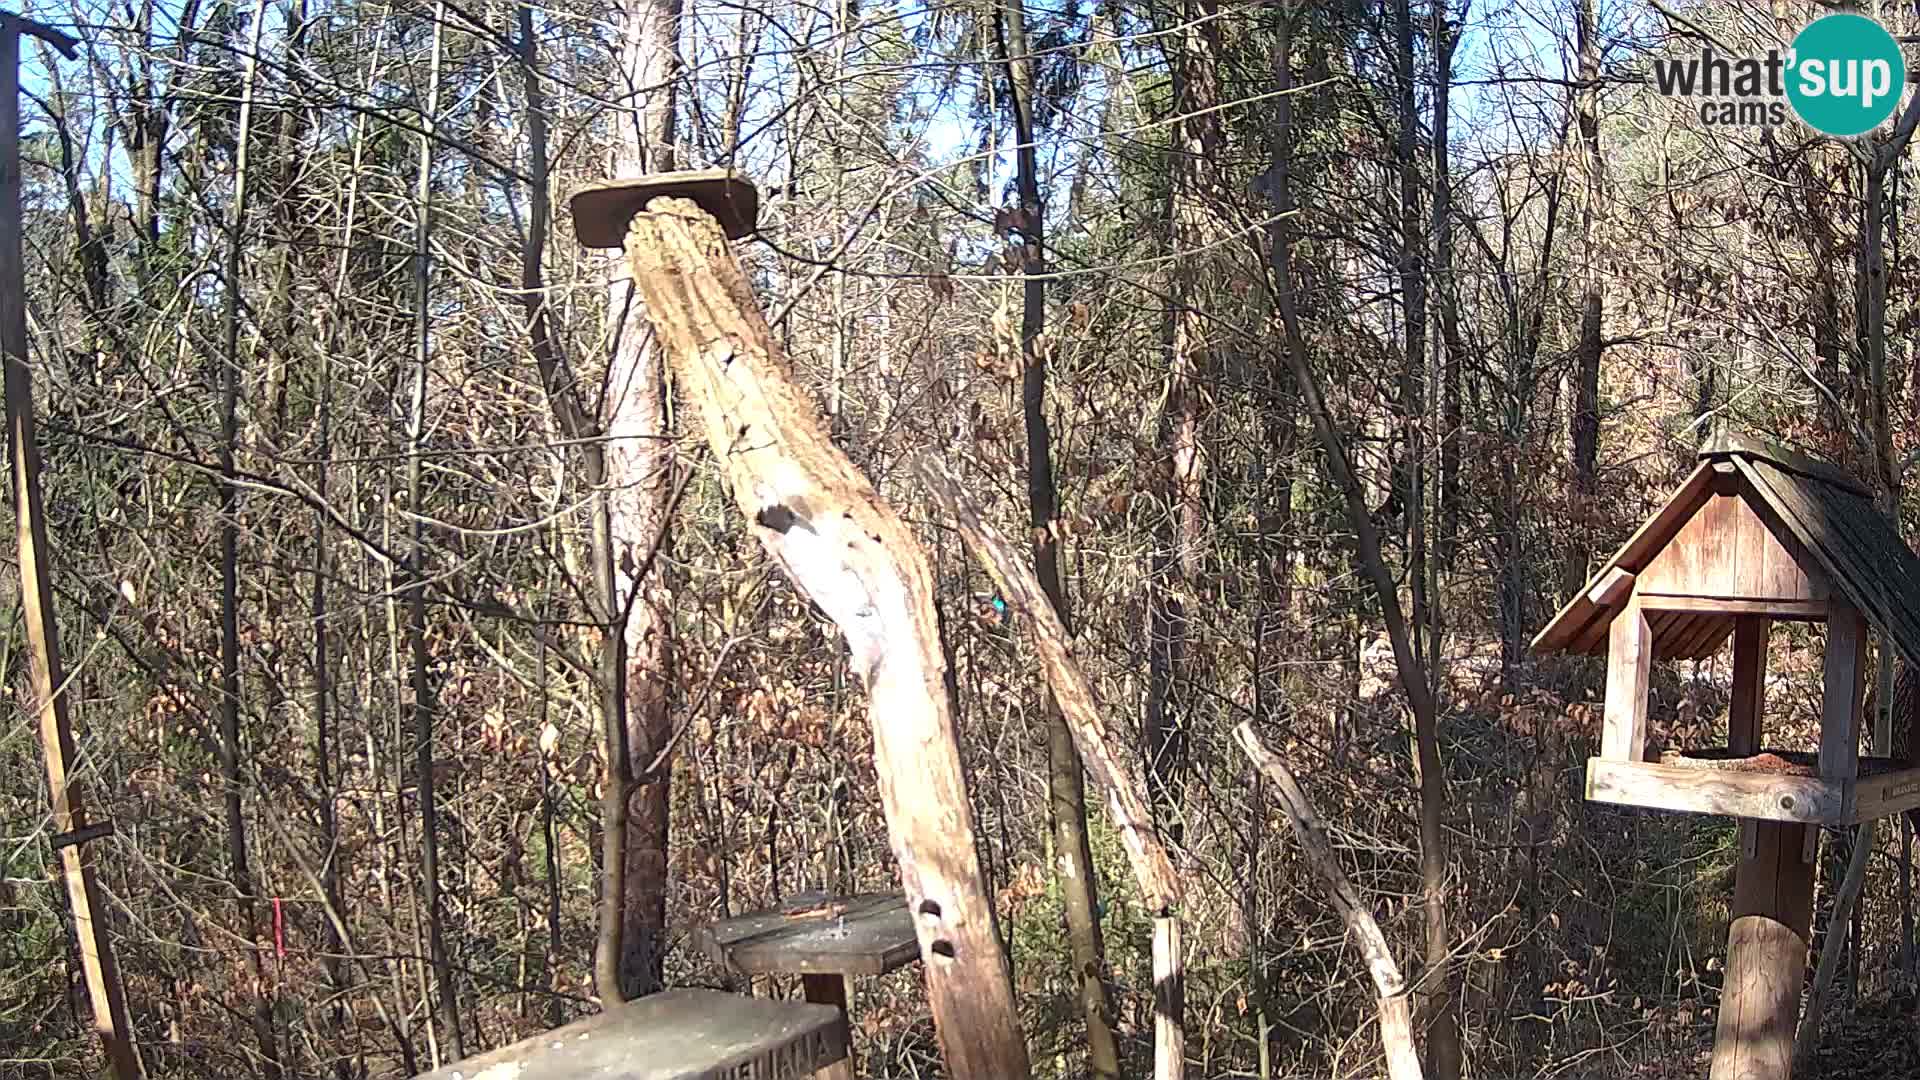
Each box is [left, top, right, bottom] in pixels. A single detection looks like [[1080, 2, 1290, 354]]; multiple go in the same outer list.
[[1532, 432, 1920, 667]]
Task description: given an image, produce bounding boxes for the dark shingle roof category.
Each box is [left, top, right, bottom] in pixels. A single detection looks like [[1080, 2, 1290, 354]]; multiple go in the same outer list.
[[1729, 446, 1920, 669]]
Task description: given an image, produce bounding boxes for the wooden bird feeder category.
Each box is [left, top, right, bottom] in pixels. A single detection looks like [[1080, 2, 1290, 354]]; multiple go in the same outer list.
[[1534, 431, 1920, 1080]]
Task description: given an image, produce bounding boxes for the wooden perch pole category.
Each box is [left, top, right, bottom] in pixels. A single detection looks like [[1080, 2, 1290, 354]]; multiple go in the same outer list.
[[572, 172, 1030, 1078], [2, 14, 144, 1080], [1235, 722, 1422, 1080]]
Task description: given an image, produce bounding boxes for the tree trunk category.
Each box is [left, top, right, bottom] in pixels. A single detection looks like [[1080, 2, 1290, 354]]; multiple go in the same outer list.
[[995, 0, 1118, 1071], [313, 151, 359, 1080], [1149, 0, 1218, 864], [605, 0, 683, 1001], [311, 42, 379, 1077], [1391, 0, 1429, 679], [1430, 0, 1462, 574], [1266, 35, 1457, 1068], [1389, 0, 1459, 1071], [218, 2, 281, 1072], [4, 22, 145, 1079], [408, 4, 462, 1060], [1566, 0, 1603, 602]]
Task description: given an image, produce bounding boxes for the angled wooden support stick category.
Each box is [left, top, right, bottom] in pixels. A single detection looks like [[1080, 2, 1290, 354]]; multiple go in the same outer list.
[[1234, 722, 1423, 1080], [572, 173, 1030, 1079], [916, 455, 1187, 1078], [1, 14, 144, 1080], [914, 454, 1181, 911]]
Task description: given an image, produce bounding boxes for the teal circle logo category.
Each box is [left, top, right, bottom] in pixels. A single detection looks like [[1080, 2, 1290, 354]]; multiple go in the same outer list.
[[1787, 14, 1905, 137]]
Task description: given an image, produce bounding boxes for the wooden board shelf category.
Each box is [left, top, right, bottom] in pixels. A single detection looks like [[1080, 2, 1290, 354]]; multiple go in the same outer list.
[[1587, 757, 1920, 825], [693, 892, 918, 978]]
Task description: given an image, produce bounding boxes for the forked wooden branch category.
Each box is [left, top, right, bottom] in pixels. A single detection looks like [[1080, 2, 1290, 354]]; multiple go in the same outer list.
[[612, 193, 1029, 1078], [1233, 722, 1422, 1080], [914, 454, 1181, 911]]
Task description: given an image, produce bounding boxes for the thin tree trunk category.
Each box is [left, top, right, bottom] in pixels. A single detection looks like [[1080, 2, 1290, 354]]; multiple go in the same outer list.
[[408, 4, 462, 1060], [1148, 9, 1220, 1074], [1429, 0, 1462, 567], [517, 27, 571, 1031], [537, 580, 565, 1028], [217, 1, 280, 1071], [1389, 0, 1458, 1071], [1149, 0, 1218, 865], [512, 6, 637, 1008], [1796, 821, 1877, 1066], [1902, 817, 1915, 983], [314, 66, 374, 1080], [605, 0, 682, 1000], [996, 0, 1118, 1071], [1391, 0, 1429, 679], [1266, 34, 1456, 1070], [1260, 11, 1298, 718], [314, 188, 347, 1080], [4, 20, 144, 1079], [1566, 0, 1603, 601]]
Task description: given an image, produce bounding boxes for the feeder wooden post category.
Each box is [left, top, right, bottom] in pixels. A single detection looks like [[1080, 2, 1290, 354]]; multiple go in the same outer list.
[[1709, 608, 1819, 1080], [1709, 820, 1816, 1080], [1818, 599, 1866, 782], [1, 14, 143, 1080], [572, 173, 1030, 1078], [1600, 598, 1651, 763]]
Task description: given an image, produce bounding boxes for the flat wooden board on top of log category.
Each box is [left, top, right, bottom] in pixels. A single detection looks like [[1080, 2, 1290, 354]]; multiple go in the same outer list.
[[1658, 747, 1906, 777], [694, 892, 918, 977]]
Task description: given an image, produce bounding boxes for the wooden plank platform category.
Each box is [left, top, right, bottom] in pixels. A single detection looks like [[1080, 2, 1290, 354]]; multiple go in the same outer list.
[[1587, 757, 1920, 825], [413, 990, 847, 1080], [693, 892, 919, 977]]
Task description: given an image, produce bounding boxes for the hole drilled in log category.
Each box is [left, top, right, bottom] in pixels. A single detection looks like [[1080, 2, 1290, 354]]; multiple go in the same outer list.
[[757, 505, 798, 532], [918, 899, 942, 918], [931, 940, 956, 959]]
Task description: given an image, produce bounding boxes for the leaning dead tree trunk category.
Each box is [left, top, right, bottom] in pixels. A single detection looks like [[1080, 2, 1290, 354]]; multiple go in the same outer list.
[[573, 173, 1030, 1078], [915, 456, 1185, 1077], [1234, 723, 1423, 1080]]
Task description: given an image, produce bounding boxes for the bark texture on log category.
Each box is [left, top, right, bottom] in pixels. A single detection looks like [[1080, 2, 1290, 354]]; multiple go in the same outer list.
[[618, 195, 1029, 1078]]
